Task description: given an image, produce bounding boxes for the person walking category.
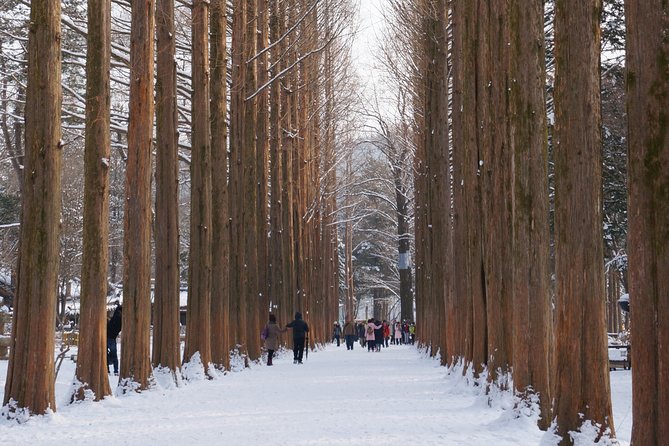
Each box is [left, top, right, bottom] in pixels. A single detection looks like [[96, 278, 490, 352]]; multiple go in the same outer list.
[[332, 321, 342, 347], [262, 314, 286, 366], [383, 320, 390, 347], [343, 320, 356, 350], [357, 322, 366, 348], [394, 322, 402, 345], [107, 302, 122, 375], [366, 318, 382, 352], [286, 311, 309, 364]]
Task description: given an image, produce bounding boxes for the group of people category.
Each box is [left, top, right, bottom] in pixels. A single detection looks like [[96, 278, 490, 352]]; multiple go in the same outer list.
[[332, 319, 416, 352], [262, 311, 309, 365]]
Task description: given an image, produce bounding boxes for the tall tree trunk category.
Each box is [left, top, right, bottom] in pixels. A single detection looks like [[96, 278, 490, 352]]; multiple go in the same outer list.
[[478, 0, 513, 385], [3, 0, 62, 414], [508, 0, 552, 428], [120, 0, 155, 391], [229, 0, 246, 359], [268, 0, 284, 328], [256, 0, 270, 338], [153, 0, 181, 379], [626, 1, 669, 443], [242, 0, 260, 362], [184, 0, 213, 373], [74, 0, 113, 402], [423, 0, 449, 361], [553, 0, 614, 442], [210, 0, 230, 370]]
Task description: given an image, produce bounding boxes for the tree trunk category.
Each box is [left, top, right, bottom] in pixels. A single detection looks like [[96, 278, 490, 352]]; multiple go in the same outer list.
[[553, 0, 614, 441], [242, 0, 260, 362], [423, 0, 449, 361], [625, 1, 669, 443], [210, 0, 230, 370], [229, 0, 246, 359], [153, 0, 181, 380], [120, 0, 155, 391], [184, 0, 213, 373], [508, 0, 552, 429], [73, 0, 113, 402], [3, 0, 62, 415]]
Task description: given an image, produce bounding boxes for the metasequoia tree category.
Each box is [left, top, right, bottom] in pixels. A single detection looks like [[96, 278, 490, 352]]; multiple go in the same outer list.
[[2, 0, 62, 415], [73, 0, 113, 401], [626, 0, 669, 443], [210, 0, 230, 370], [421, 0, 449, 360], [451, 0, 485, 369], [508, 0, 552, 428], [479, 0, 513, 384], [153, 0, 181, 379], [184, 0, 213, 373], [120, 0, 155, 391], [553, 0, 614, 441]]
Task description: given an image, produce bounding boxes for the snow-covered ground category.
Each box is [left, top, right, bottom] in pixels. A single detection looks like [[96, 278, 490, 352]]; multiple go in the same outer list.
[[0, 343, 632, 445]]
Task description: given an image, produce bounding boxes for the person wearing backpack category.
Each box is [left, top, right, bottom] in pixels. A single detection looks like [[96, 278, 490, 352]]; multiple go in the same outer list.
[[262, 314, 286, 366], [366, 318, 382, 352]]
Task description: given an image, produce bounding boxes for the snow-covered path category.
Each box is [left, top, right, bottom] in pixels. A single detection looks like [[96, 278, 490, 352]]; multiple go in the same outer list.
[[0, 343, 631, 445]]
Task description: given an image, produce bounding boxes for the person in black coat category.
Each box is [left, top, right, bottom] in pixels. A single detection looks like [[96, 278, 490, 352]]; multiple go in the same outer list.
[[286, 311, 309, 364], [107, 303, 122, 375]]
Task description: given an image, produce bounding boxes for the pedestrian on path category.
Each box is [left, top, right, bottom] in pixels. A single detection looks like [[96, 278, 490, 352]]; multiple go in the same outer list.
[[357, 322, 366, 348], [286, 311, 309, 364], [262, 314, 286, 366], [343, 320, 356, 350], [332, 321, 342, 347], [107, 302, 122, 375], [366, 318, 382, 352]]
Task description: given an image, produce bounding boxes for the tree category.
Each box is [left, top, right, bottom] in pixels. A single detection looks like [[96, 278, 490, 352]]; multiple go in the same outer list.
[[625, 0, 669, 443], [2, 0, 62, 415], [508, 0, 552, 428], [73, 0, 113, 402], [153, 0, 182, 380], [552, 0, 615, 442], [184, 0, 213, 374], [210, 0, 230, 371], [120, 0, 155, 391]]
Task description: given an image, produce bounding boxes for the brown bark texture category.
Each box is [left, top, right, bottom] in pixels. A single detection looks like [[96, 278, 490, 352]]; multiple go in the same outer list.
[[184, 0, 213, 372], [553, 0, 615, 441], [153, 0, 182, 377], [120, 0, 155, 391], [74, 0, 113, 402], [3, 0, 62, 415], [210, 0, 230, 370], [508, 0, 552, 429], [625, 0, 669, 444]]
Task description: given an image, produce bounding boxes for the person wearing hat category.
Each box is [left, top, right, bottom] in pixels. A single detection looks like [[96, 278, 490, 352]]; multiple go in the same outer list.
[[286, 312, 309, 364]]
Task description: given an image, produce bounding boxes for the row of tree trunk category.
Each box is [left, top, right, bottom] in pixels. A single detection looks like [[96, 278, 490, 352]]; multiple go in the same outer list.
[[409, 0, 667, 445], [4, 0, 347, 416]]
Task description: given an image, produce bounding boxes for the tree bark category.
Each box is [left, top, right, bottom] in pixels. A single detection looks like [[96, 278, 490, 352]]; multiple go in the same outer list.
[[553, 0, 615, 441], [508, 0, 552, 428], [74, 0, 113, 402], [210, 0, 230, 371], [184, 0, 213, 373], [3, 0, 62, 415], [625, 0, 669, 443], [153, 0, 182, 380], [120, 0, 155, 391]]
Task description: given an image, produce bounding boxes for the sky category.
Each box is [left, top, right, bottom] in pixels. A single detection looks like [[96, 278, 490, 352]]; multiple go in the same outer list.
[[0, 343, 632, 445]]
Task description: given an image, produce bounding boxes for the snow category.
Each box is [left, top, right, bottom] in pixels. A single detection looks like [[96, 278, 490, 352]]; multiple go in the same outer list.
[[0, 344, 632, 445]]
